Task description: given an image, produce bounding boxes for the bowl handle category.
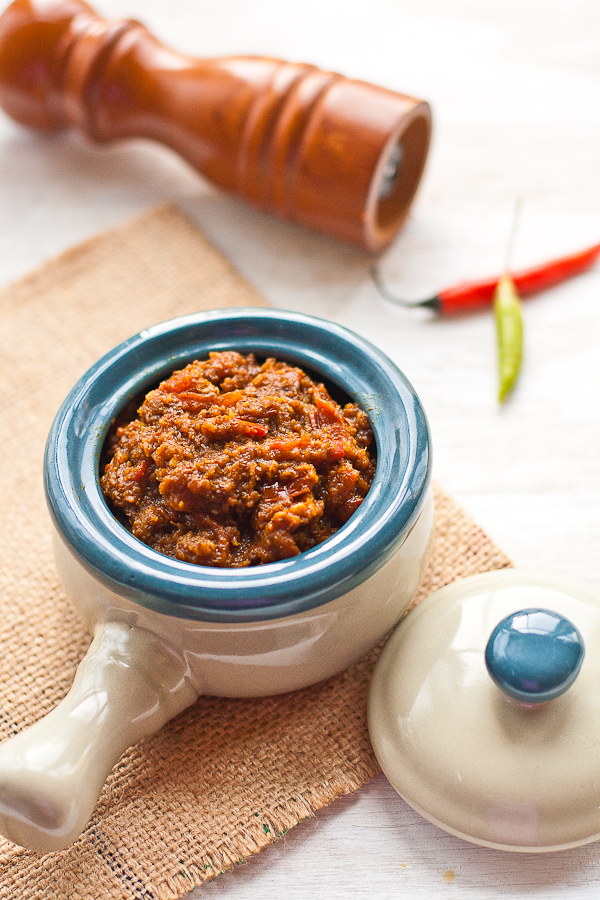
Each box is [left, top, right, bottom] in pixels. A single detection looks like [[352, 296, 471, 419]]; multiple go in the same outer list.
[[0, 620, 200, 852]]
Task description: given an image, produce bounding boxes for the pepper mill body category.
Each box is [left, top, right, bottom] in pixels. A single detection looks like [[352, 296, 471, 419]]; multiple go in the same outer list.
[[0, 0, 431, 250]]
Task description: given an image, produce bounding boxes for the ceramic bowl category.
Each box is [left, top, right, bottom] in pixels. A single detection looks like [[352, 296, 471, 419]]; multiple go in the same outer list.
[[0, 307, 433, 852]]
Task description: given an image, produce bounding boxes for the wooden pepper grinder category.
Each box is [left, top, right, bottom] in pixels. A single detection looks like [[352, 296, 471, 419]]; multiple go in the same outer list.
[[0, 0, 432, 251]]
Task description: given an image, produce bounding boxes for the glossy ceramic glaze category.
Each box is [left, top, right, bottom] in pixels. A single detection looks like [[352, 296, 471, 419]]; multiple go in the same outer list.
[[368, 570, 600, 853], [0, 308, 433, 853], [485, 608, 585, 703]]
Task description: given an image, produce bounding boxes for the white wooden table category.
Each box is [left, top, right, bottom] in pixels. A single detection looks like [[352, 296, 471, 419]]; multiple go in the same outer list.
[[1, 0, 600, 896]]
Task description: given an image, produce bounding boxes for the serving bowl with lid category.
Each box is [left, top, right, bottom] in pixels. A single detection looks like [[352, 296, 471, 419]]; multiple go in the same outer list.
[[0, 307, 433, 853]]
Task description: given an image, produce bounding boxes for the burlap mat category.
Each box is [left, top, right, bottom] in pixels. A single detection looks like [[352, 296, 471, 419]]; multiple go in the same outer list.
[[0, 204, 511, 900]]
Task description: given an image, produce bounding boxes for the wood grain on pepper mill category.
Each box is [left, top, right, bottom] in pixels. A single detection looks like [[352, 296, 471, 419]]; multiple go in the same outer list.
[[0, 0, 432, 251]]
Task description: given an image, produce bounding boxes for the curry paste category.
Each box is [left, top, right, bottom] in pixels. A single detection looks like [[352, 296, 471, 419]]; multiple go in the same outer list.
[[101, 352, 376, 567]]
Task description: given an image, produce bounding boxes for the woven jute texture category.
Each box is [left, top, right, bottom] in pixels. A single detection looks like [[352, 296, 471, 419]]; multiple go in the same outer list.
[[0, 203, 512, 900]]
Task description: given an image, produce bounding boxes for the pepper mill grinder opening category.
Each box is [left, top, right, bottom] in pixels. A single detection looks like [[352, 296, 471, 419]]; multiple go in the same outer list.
[[0, 0, 432, 251]]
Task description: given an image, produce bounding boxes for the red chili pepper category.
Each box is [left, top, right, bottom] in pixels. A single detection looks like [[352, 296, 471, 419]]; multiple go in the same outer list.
[[326, 440, 346, 461], [236, 421, 269, 438], [127, 460, 149, 482], [372, 241, 600, 315], [313, 391, 343, 424], [267, 436, 306, 453]]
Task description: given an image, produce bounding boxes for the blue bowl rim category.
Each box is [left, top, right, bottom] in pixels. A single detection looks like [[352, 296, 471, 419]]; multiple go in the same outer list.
[[45, 307, 431, 623]]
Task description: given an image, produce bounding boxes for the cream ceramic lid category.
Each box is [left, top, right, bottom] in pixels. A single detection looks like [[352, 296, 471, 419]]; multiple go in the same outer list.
[[368, 570, 600, 852]]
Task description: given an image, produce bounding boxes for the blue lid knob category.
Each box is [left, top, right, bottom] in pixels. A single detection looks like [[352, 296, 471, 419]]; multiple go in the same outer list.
[[485, 608, 585, 704]]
